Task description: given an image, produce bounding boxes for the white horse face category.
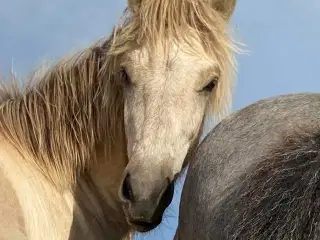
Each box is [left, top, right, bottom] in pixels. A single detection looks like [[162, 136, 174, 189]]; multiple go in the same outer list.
[[118, 0, 237, 232], [119, 39, 219, 231]]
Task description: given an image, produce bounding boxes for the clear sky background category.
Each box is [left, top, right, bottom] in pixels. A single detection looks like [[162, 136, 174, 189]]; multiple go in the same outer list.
[[1, 1, 320, 239]]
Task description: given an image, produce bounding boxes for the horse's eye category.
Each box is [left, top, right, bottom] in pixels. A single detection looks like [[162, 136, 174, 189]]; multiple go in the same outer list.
[[202, 76, 219, 92], [119, 68, 131, 87]]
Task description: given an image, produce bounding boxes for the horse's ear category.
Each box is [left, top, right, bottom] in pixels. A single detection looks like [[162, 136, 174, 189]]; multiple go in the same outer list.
[[127, 0, 142, 12], [210, 0, 237, 21]]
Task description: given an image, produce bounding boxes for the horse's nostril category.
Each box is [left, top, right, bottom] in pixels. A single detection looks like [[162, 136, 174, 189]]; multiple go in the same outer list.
[[121, 173, 135, 203]]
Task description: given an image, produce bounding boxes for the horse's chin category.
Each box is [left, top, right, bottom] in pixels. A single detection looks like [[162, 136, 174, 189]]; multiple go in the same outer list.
[[122, 206, 164, 233], [127, 218, 161, 232]]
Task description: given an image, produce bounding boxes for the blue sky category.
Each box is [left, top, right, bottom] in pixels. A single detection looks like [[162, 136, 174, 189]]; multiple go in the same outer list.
[[1, 1, 320, 239]]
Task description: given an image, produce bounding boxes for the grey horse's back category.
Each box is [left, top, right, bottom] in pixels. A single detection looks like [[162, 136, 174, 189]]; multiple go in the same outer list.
[[176, 93, 320, 240]]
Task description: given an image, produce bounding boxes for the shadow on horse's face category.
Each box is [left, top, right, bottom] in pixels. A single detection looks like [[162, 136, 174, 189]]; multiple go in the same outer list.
[[118, 39, 220, 232]]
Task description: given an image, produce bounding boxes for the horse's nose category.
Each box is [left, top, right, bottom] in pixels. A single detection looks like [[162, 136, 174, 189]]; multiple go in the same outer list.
[[119, 171, 171, 204], [119, 168, 174, 232], [119, 168, 175, 231], [119, 167, 173, 204], [120, 173, 135, 203]]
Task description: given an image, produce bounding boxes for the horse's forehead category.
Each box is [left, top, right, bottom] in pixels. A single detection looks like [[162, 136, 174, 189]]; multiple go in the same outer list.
[[128, 40, 215, 68]]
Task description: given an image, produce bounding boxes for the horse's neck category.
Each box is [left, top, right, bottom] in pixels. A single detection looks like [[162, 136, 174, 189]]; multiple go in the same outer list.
[[65, 142, 129, 239], [80, 143, 130, 239], [71, 174, 129, 240], [0, 134, 74, 240], [0, 47, 121, 187], [0, 134, 129, 240]]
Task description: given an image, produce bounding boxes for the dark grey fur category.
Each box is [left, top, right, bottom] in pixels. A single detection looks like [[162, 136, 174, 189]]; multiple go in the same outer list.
[[176, 93, 320, 240]]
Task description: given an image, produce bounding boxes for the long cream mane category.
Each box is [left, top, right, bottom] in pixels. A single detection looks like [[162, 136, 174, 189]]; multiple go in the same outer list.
[[0, 0, 238, 189], [0, 43, 122, 188]]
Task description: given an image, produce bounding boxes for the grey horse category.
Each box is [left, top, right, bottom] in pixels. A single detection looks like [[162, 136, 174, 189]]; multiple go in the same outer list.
[[176, 93, 320, 240]]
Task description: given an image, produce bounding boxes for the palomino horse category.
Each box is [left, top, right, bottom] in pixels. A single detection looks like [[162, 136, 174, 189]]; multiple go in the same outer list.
[[0, 0, 239, 239], [176, 93, 320, 240]]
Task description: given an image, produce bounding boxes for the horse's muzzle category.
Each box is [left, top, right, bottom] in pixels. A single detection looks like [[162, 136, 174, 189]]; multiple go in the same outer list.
[[119, 174, 175, 232]]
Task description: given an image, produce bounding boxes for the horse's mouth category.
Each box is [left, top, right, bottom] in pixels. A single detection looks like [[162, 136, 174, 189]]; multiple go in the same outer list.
[[128, 218, 161, 232]]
